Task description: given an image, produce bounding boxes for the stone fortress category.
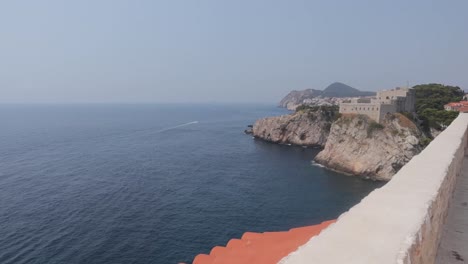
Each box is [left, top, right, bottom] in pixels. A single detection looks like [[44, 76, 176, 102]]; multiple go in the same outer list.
[[339, 87, 416, 123]]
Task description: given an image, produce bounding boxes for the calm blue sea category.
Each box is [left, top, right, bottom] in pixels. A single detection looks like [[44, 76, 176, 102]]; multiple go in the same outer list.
[[0, 104, 383, 264]]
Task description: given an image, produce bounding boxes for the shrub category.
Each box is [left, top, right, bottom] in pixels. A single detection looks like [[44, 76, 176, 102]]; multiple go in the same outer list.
[[296, 104, 341, 122], [420, 137, 432, 148], [367, 121, 384, 137], [400, 111, 414, 121]]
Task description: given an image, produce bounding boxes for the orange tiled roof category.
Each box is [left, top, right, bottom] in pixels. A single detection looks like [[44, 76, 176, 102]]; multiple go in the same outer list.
[[192, 220, 335, 264], [458, 106, 468, 112], [445, 101, 468, 110]]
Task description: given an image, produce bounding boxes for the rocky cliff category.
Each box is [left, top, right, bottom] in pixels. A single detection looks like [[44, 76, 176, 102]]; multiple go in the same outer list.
[[314, 113, 423, 181], [252, 109, 337, 147]]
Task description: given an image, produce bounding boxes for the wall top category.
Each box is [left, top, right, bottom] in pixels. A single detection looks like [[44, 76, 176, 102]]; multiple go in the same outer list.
[[280, 113, 468, 264]]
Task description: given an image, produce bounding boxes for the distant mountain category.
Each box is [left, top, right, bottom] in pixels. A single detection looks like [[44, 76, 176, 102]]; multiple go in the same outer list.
[[322, 82, 375, 97], [279, 89, 323, 110], [279, 82, 375, 110]]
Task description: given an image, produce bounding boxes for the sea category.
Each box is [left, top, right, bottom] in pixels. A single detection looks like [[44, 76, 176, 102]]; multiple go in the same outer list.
[[0, 104, 383, 264]]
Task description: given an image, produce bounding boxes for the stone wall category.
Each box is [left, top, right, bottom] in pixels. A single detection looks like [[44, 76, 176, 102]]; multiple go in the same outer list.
[[378, 104, 397, 123], [280, 113, 468, 264], [339, 103, 381, 122], [377, 88, 416, 112]]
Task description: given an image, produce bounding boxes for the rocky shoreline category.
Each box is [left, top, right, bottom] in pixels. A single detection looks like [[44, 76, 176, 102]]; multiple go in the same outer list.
[[251, 108, 424, 181], [315, 113, 423, 180], [252, 110, 331, 147]]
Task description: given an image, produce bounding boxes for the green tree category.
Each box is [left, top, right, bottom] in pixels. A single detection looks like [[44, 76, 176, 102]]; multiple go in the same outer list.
[[413, 83, 464, 131]]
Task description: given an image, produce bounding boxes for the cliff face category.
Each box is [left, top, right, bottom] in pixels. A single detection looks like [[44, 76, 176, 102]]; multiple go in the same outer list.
[[314, 113, 423, 181], [252, 110, 333, 147]]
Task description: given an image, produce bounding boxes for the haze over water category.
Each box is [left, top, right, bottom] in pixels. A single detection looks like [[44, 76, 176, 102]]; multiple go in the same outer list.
[[0, 104, 383, 263]]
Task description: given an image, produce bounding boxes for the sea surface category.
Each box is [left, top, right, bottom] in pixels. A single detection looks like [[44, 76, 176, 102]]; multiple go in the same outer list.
[[0, 104, 383, 264]]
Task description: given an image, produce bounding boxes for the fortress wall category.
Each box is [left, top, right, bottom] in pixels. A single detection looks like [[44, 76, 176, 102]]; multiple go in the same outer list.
[[339, 103, 381, 122], [377, 88, 411, 101], [378, 104, 397, 122], [377, 88, 415, 112], [280, 113, 468, 264], [405, 89, 416, 112]]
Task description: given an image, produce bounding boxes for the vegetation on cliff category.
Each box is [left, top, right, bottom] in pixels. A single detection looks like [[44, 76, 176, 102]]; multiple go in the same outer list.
[[296, 104, 338, 113], [366, 121, 384, 137], [295, 105, 341, 123], [413, 83, 464, 130]]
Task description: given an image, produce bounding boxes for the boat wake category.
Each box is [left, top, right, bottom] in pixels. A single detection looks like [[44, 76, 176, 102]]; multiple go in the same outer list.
[[156, 121, 199, 133]]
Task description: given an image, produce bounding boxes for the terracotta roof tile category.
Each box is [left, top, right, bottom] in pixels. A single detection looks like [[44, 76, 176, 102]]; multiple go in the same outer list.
[[192, 220, 335, 264]]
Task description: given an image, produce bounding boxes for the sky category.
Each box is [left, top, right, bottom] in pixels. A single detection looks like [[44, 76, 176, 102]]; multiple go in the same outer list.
[[0, 0, 467, 103]]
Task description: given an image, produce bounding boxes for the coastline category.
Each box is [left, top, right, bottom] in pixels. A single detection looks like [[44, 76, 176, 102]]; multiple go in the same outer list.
[[250, 109, 423, 181], [252, 135, 382, 181], [311, 160, 380, 181]]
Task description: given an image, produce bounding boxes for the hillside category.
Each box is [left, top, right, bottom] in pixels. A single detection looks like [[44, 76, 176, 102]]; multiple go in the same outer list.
[[279, 89, 323, 110], [279, 82, 375, 110], [322, 82, 375, 97]]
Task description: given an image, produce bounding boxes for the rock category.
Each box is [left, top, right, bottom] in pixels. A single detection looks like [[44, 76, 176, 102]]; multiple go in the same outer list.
[[314, 113, 424, 181], [430, 127, 442, 138], [406, 135, 419, 145], [252, 109, 335, 147], [244, 125, 253, 134]]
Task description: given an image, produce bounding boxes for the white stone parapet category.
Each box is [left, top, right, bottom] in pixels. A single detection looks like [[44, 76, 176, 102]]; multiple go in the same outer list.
[[280, 113, 468, 264]]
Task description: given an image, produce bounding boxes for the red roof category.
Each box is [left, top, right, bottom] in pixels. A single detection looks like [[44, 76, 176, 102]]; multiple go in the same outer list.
[[192, 220, 335, 264], [445, 101, 468, 110], [458, 106, 468, 112]]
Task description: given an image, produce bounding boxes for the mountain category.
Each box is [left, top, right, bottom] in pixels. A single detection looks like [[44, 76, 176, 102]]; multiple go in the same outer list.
[[279, 82, 376, 110], [322, 82, 375, 97], [279, 89, 323, 110]]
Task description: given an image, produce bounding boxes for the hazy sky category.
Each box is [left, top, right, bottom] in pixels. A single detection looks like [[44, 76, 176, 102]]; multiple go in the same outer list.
[[1, 1, 467, 103]]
